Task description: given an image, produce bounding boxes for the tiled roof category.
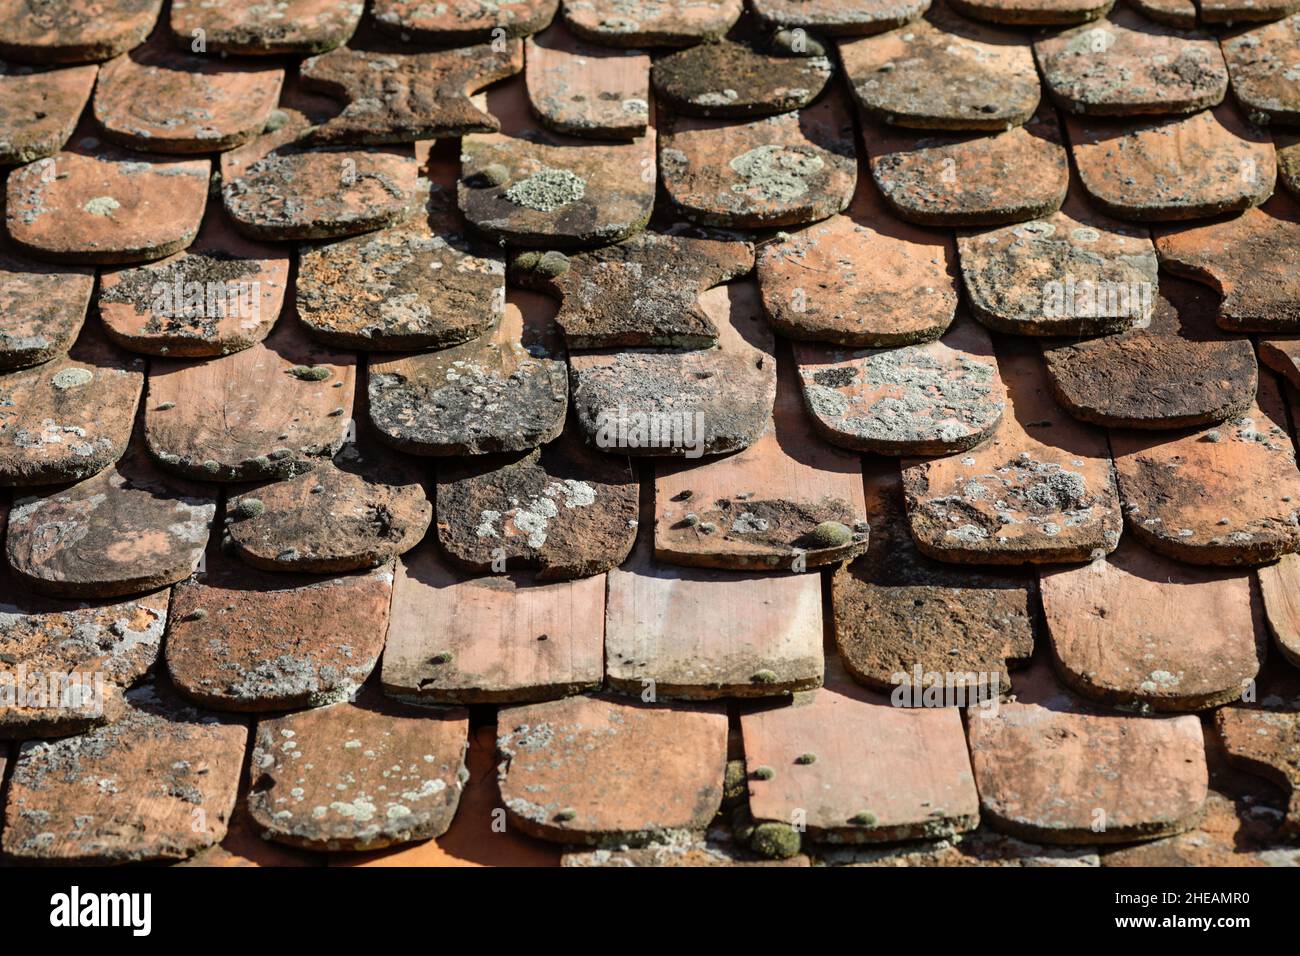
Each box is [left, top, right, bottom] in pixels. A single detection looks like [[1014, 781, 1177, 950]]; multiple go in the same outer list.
[[1, 0, 1299, 869]]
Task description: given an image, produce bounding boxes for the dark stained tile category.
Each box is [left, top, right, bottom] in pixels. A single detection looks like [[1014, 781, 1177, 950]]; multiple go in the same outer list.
[[1129, 0, 1197, 26], [967, 659, 1209, 844], [247, 697, 469, 851], [569, 281, 776, 457], [863, 107, 1069, 226], [1034, 8, 1227, 116], [1154, 191, 1300, 333], [958, 187, 1158, 336], [382, 539, 604, 704], [0, 62, 96, 165], [757, 176, 958, 346], [1066, 105, 1276, 221], [1, 682, 246, 863], [948, 0, 1113, 24], [1258, 552, 1300, 667], [833, 460, 1036, 694], [840, 5, 1041, 131], [145, 318, 355, 481], [562, 0, 742, 46], [437, 427, 637, 580], [226, 441, 431, 574], [6, 138, 210, 264], [1216, 705, 1300, 837], [299, 143, 504, 351], [496, 694, 728, 844], [659, 89, 857, 228], [169, 0, 362, 55], [1200, 0, 1300, 24], [0, 0, 161, 64], [527, 23, 651, 137], [7, 434, 214, 598], [1222, 14, 1300, 126], [511, 230, 753, 349], [793, 315, 1005, 455], [93, 40, 284, 153], [300, 39, 523, 145], [0, 243, 93, 369], [368, 289, 567, 456], [165, 553, 393, 712], [1042, 277, 1258, 429], [1111, 371, 1300, 565], [372, 0, 558, 42], [1041, 536, 1264, 711], [750, 0, 929, 36], [98, 207, 288, 357], [0, 324, 143, 486], [901, 341, 1122, 564]]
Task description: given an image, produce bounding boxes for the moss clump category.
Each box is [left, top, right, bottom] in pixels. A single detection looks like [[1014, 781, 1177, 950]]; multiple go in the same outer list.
[[795, 752, 817, 765], [156, 401, 176, 411], [201, 460, 221, 475], [184, 608, 208, 622], [849, 811, 877, 826], [478, 163, 510, 187], [429, 651, 454, 666], [808, 520, 852, 548], [752, 765, 775, 781], [751, 669, 778, 685], [750, 822, 802, 860], [769, 28, 826, 58], [514, 251, 542, 271], [233, 498, 265, 519], [535, 251, 570, 278], [290, 365, 332, 382], [553, 808, 576, 823], [723, 759, 748, 808]]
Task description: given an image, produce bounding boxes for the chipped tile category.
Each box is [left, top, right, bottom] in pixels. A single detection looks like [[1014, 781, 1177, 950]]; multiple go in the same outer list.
[[1216, 706, 1300, 836], [169, 0, 362, 55], [0, 62, 96, 165], [562, 0, 742, 46], [372, 0, 558, 42], [382, 539, 604, 704], [248, 697, 468, 851], [1222, 14, 1300, 126], [750, 0, 929, 36], [0, 243, 92, 369], [496, 695, 728, 844], [1258, 552, 1300, 667], [369, 289, 567, 456], [793, 315, 1005, 455], [0, 0, 161, 64], [527, 23, 651, 137], [145, 318, 355, 481], [1042, 276, 1257, 429], [1111, 371, 1300, 565], [948, 0, 1113, 24], [902, 341, 1122, 564]]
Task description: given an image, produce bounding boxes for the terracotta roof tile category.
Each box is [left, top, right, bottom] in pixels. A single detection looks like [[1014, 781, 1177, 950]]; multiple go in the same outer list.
[[563, 832, 811, 866], [0, 62, 97, 165], [949, 0, 1114, 24], [0, 242, 93, 369], [1129, 0, 1197, 27], [1200, 0, 1300, 24], [169, 0, 362, 56], [1280, 130, 1300, 198], [1259, 337, 1300, 389], [371, 0, 558, 43], [1222, 14, 1300, 125], [1216, 704, 1300, 837], [0, 0, 161, 64], [527, 23, 651, 137], [561, 0, 742, 46], [820, 830, 1100, 865], [1258, 552, 1300, 666], [1103, 792, 1293, 866], [749, 0, 930, 36]]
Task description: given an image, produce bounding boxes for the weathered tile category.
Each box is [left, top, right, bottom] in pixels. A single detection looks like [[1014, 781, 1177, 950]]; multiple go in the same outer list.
[[0, 548, 167, 739], [1034, 9, 1227, 116], [821, 830, 1100, 866], [496, 695, 728, 844], [166, 554, 392, 712], [180, 801, 323, 868], [511, 231, 753, 349], [437, 428, 638, 580], [948, 0, 1113, 24], [528, 24, 651, 137], [459, 78, 655, 247], [226, 441, 431, 574], [1260, 338, 1300, 390], [145, 319, 355, 481], [383, 540, 604, 704], [1129, 0, 1197, 26], [1216, 706, 1300, 836], [301, 39, 522, 146], [562, 0, 742, 46], [793, 316, 1004, 455], [606, 535, 824, 698], [1, 683, 245, 863], [1111, 372, 1300, 565], [1067, 105, 1275, 221], [564, 832, 810, 866], [0, 243, 92, 369], [369, 289, 566, 456], [967, 660, 1208, 843], [1201, 0, 1300, 24], [901, 342, 1122, 564], [6, 140, 209, 264], [0, 325, 143, 486], [98, 208, 288, 357], [742, 681, 981, 843], [1103, 791, 1292, 867], [0, 0, 160, 64], [7, 435, 214, 598], [569, 281, 776, 457], [654, 357, 867, 569], [1223, 15, 1300, 126], [1042, 537, 1263, 711], [372, 0, 558, 42], [750, 0, 929, 36], [864, 107, 1069, 226], [833, 460, 1036, 694], [841, 6, 1040, 131], [93, 41, 284, 153], [1042, 277, 1257, 429], [957, 186, 1158, 335], [757, 177, 958, 346], [1154, 192, 1300, 333], [1282, 132, 1300, 200], [298, 143, 504, 351], [0, 62, 96, 165], [248, 697, 468, 851], [660, 90, 856, 228], [1259, 552, 1300, 666], [170, 0, 362, 55]]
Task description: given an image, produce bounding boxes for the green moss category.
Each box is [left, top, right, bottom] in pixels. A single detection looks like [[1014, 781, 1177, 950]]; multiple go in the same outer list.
[[849, 811, 877, 826], [750, 822, 801, 860], [156, 401, 176, 411], [808, 520, 852, 548], [234, 498, 265, 519], [535, 251, 570, 278], [751, 670, 778, 685], [201, 460, 221, 475], [479, 163, 510, 187], [429, 651, 454, 666], [554, 808, 576, 823], [795, 753, 817, 765], [752, 765, 775, 781], [184, 608, 208, 622], [723, 759, 747, 807], [290, 365, 331, 382]]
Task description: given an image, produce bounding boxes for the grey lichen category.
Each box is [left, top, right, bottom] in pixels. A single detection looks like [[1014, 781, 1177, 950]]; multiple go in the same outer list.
[[504, 167, 587, 212]]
